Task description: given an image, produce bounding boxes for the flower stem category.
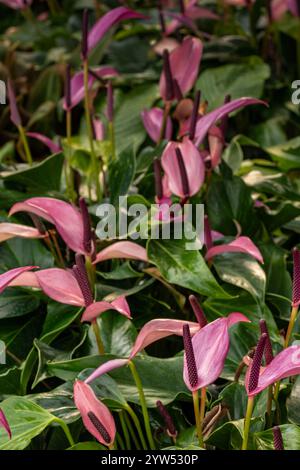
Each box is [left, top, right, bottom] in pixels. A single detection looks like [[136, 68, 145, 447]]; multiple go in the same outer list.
[[92, 320, 105, 355], [123, 411, 141, 450], [55, 419, 75, 447], [125, 404, 148, 450], [18, 125, 32, 165], [242, 396, 254, 450], [192, 390, 204, 448], [200, 387, 206, 423], [128, 360, 155, 450], [284, 306, 298, 348], [83, 59, 101, 201], [266, 385, 273, 427], [119, 411, 131, 450], [108, 121, 116, 160]]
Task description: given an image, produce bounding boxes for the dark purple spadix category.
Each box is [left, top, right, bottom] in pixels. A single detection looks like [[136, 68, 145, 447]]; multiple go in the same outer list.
[[162, 49, 174, 102], [204, 215, 213, 251], [273, 426, 284, 450], [82, 9, 89, 60], [65, 64, 72, 111], [189, 295, 207, 328], [73, 253, 93, 307], [107, 81, 114, 122], [156, 400, 177, 438], [158, 4, 166, 34], [173, 79, 183, 101], [189, 90, 201, 141], [259, 319, 273, 365], [87, 411, 111, 444], [248, 333, 267, 394], [79, 197, 92, 254], [292, 248, 300, 307], [154, 158, 163, 200], [175, 147, 190, 198], [179, 0, 185, 14], [183, 324, 198, 389]]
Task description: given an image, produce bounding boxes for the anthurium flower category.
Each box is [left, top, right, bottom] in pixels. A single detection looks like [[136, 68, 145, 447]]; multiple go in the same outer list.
[[159, 36, 203, 100], [27, 132, 61, 154], [74, 380, 116, 447], [9, 197, 87, 255], [0, 409, 11, 439], [0, 0, 31, 9], [165, 0, 218, 35], [87, 6, 146, 54], [63, 67, 118, 111], [185, 97, 266, 146], [183, 313, 250, 391], [161, 137, 205, 198], [245, 344, 300, 397], [0, 223, 46, 243], [141, 108, 173, 143], [205, 236, 264, 264], [0, 264, 131, 321], [84, 319, 201, 384], [271, 0, 299, 20]]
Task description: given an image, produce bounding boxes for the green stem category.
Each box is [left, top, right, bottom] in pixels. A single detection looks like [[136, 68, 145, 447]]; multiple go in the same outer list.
[[242, 396, 254, 450], [119, 411, 131, 450], [123, 411, 141, 450], [128, 360, 155, 450], [108, 121, 116, 160], [116, 433, 125, 450], [125, 404, 148, 450], [56, 419, 75, 447], [18, 125, 32, 165], [92, 320, 105, 355], [192, 390, 204, 448], [83, 60, 101, 201]]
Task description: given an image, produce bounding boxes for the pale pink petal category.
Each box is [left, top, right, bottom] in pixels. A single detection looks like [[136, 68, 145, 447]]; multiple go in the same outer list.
[[141, 108, 172, 143], [88, 7, 145, 53], [85, 359, 129, 384], [0, 223, 45, 243], [27, 132, 61, 154], [247, 345, 300, 396], [35, 269, 84, 306], [9, 271, 40, 288], [159, 36, 203, 99], [81, 296, 131, 323], [153, 37, 180, 56], [205, 236, 264, 264], [0, 409, 11, 439], [184, 313, 250, 391], [130, 318, 200, 359], [7, 79, 21, 127], [0, 266, 38, 294], [94, 241, 148, 264], [161, 138, 205, 197], [74, 380, 116, 446], [194, 98, 267, 146], [208, 126, 224, 168], [9, 197, 85, 254]]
